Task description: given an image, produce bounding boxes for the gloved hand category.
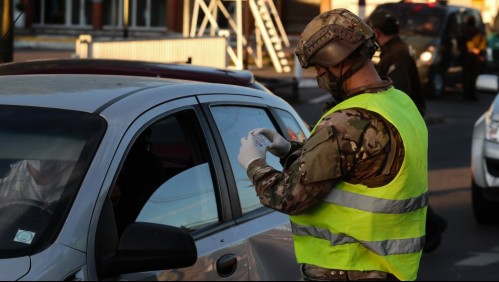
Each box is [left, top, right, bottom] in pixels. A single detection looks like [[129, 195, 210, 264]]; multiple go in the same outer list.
[[238, 133, 266, 170], [250, 128, 291, 158]]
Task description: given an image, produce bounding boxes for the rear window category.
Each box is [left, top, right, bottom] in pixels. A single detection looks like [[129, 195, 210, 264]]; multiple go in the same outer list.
[[374, 3, 446, 37], [0, 106, 105, 258]]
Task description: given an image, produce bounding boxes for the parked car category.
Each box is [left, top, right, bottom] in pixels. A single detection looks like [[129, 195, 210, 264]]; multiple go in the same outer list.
[[471, 73, 499, 223], [0, 73, 309, 280], [369, 1, 486, 98]]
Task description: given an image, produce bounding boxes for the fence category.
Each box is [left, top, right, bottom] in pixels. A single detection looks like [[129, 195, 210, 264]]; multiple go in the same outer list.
[[75, 35, 228, 69]]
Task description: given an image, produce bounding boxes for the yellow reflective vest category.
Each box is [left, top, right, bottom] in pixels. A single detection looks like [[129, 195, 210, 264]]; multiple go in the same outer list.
[[290, 87, 428, 281]]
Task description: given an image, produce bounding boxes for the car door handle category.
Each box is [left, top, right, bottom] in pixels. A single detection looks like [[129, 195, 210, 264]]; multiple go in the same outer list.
[[216, 253, 237, 277]]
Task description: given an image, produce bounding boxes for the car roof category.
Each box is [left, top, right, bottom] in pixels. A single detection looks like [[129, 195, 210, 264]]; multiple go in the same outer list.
[[0, 74, 273, 113], [0, 59, 257, 87]]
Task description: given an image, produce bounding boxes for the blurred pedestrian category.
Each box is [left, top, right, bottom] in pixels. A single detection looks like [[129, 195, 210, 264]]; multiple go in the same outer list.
[[462, 16, 486, 101], [367, 9, 426, 115], [367, 9, 447, 254], [239, 8, 428, 281]]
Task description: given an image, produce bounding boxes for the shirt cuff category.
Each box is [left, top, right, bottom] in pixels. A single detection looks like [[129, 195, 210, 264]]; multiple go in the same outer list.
[[246, 158, 267, 179]]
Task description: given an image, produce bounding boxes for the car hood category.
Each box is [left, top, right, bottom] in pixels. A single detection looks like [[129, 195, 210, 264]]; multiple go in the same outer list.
[[0, 256, 30, 280], [399, 35, 437, 56]]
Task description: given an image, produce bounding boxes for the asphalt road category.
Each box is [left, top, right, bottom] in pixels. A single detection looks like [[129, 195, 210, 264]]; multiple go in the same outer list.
[[417, 92, 499, 281]]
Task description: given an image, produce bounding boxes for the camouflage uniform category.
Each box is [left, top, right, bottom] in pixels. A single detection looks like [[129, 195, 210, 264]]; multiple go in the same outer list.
[[247, 79, 403, 215]]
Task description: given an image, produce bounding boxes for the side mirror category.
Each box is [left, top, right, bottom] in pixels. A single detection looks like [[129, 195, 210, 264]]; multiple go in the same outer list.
[[476, 74, 499, 94], [108, 222, 197, 274]]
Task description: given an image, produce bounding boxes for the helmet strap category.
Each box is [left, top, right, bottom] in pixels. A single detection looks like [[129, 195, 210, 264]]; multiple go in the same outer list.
[[320, 55, 368, 101]]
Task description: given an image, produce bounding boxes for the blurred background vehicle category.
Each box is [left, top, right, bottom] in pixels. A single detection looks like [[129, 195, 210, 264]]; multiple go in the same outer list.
[[485, 9, 499, 73], [471, 73, 499, 224], [369, 1, 486, 99], [486, 31, 499, 72]]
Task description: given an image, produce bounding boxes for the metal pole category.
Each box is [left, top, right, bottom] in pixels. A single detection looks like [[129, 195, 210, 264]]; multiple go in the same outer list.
[[112, 0, 116, 32], [236, 0, 242, 69], [183, 0, 190, 37], [123, 0, 129, 38], [0, 0, 14, 63], [358, 0, 365, 19]]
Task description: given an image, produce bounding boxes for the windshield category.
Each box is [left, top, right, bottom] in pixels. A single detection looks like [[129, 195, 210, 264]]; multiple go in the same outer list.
[[376, 3, 446, 37], [0, 106, 105, 258]]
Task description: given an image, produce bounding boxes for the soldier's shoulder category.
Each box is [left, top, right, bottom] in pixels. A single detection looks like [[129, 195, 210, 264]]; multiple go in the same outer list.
[[314, 108, 377, 134]]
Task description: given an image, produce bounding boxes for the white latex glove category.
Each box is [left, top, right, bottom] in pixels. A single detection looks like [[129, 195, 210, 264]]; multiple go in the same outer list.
[[250, 128, 291, 158], [238, 133, 266, 170]]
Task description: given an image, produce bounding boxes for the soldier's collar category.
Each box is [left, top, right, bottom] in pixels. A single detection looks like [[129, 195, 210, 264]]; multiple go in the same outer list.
[[343, 77, 393, 98]]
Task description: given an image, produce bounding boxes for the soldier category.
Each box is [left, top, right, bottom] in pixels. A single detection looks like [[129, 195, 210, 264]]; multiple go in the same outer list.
[[367, 9, 447, 254], [238, 8, 428, 281]]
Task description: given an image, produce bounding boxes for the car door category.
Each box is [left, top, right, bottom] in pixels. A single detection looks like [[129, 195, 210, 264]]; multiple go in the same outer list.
[[193, 94, 307, 280], [88, 96, 239, 280], [91, 93, 306, 281], [155, 94, 306, 280]]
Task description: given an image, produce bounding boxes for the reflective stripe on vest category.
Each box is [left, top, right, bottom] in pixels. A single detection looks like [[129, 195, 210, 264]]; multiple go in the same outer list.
[[291, 222, 425, 255], [324, 189, 429, 214]]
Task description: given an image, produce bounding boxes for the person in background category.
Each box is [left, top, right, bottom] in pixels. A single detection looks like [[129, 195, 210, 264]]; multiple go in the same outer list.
[[239, 8, 428, 281], [367, 9, 447, 254], [462, 15, 487, 101], [367, 9, 426, 115]]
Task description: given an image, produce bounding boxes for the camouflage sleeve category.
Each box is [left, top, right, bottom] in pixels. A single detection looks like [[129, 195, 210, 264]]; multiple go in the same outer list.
[[246, 108, 391, 215]]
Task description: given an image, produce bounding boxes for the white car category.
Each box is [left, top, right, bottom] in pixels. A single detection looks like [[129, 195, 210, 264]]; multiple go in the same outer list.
[[471, 74, 499, 223], [0, 74, 309, 280]]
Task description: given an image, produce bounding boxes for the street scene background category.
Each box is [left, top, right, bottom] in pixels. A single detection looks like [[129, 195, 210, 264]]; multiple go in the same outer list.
[[12, 44, 499, 281], [5, 0, 499, 280]]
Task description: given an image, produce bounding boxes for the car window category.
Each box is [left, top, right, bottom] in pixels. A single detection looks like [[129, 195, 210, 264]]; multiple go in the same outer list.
[[210, 106, 283, 214], [0, 106, 105, 258], [113, 110, 218, 234], [275, 109, 308, 142], [137, 163, 216, 232]]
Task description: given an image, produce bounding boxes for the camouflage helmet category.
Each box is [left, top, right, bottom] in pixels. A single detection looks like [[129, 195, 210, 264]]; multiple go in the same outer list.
[[295, 8, 376, 68]]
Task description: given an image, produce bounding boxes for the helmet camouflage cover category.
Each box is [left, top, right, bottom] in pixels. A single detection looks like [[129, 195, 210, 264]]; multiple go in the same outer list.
[[295, 8, 375, 68]]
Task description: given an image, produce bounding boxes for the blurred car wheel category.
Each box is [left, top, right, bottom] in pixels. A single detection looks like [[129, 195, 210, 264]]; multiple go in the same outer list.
[[471, 179, 499, 224]]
